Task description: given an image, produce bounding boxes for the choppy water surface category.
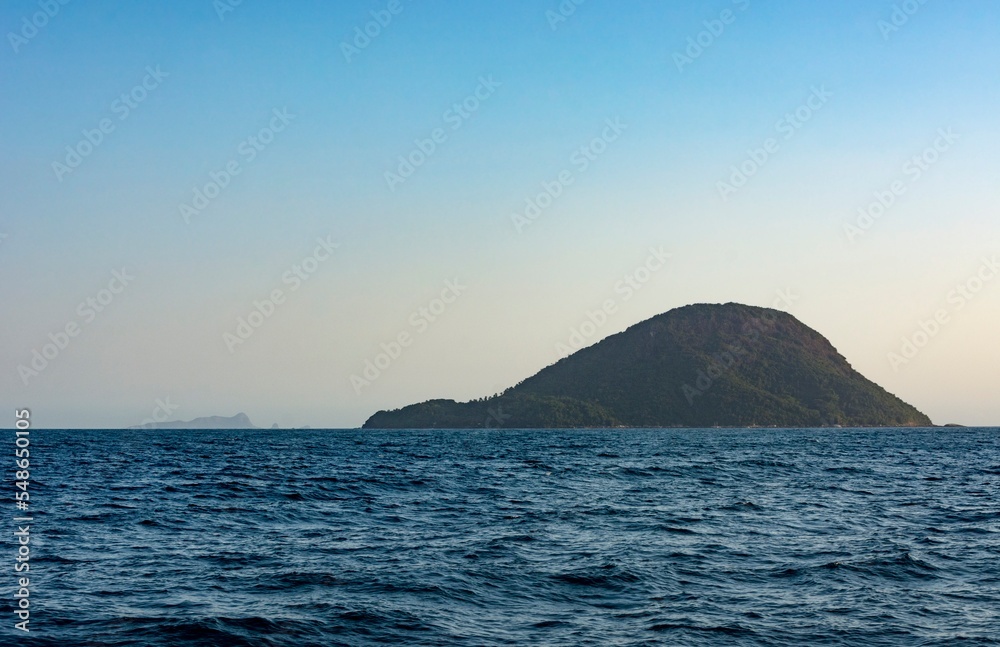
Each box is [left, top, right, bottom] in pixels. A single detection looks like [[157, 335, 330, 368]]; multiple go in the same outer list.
[[19, 428, 1000, 645]]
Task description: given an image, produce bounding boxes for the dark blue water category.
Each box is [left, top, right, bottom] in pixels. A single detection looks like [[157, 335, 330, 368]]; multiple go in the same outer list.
[[12, 428, 1000, 646]]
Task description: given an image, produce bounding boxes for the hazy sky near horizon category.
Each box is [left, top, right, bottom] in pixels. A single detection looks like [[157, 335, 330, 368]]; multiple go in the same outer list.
[[2, 0, 998, 428]]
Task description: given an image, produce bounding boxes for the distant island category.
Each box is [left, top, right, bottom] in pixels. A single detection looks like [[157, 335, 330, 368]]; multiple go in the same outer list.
[[130, 412, 259, 430], [363, 303, 932, 429]]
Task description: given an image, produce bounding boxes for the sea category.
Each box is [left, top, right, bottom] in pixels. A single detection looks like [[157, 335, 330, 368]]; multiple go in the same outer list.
[[12, 427, 1000, 646]]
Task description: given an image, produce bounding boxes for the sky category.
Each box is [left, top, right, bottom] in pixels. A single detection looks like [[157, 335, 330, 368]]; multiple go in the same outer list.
[[1, 0, 998, 429]]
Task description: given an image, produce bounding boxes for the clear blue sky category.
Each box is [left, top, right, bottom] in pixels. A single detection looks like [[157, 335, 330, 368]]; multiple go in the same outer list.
[[2, 0, 999, 428]]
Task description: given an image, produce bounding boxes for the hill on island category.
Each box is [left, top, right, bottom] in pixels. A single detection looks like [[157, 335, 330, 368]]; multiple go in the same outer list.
[[363, 303, 932, 429]]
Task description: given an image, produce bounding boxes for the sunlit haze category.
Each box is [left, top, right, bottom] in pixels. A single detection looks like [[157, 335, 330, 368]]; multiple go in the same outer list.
[[2, 0, 998, 428]]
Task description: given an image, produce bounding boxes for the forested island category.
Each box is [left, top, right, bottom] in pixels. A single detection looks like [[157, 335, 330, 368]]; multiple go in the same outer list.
[[364, 303, 931, 429]]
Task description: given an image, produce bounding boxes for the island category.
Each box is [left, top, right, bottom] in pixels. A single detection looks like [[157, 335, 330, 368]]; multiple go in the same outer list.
[[363, 303, 932, 429], [129, 412, 259, 430]]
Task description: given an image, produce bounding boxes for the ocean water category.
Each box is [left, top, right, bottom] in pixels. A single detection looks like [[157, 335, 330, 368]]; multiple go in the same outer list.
[[14, 427, 1000, 646]]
